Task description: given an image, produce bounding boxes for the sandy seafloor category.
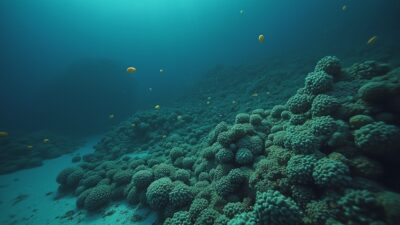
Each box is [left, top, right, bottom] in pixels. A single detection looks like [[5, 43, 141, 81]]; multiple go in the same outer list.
[[0, 137, 156, 225]]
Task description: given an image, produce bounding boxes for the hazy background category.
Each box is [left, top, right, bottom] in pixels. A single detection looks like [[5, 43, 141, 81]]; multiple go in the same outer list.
[[0, 0, 399, 135]]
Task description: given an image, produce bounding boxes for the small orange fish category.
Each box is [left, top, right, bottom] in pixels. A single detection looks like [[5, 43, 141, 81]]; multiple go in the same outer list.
[[367, 35, 378, 45]]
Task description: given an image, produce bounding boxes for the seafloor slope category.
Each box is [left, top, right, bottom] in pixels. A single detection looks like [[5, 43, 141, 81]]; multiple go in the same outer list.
[[53, 55, 400, 225]]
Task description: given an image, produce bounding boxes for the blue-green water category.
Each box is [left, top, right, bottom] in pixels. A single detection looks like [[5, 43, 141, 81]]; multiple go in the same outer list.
[[1, 0, 399, 134], [1, 1, 400, 225]]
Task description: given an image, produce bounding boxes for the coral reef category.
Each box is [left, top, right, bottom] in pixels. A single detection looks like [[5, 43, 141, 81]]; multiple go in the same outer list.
[[0, 131, 83, 174], [54, 56, 400, 225]]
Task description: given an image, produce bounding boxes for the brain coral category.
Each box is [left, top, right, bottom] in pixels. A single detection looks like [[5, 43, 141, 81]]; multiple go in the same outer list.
[[354, 121, 400, 156], [338, 189, 381, 224], [84, 185, 112, 211], [146, 177, 173, 210], [311, 94, 339, 117], [66, 168, 84, 188], [286, 154, 318, 184], [223, 202, 245, 219], [189, 198, 209, 222], [164, 211, 191, 225], [216, 148, 235, 164], [285, 128, 320, 154], [314, 56, 342, 77], [228, 212, 257, 225], [254, 190, 302, 225], [312, 158, 351, 188], [194, 208, 220, 225], [305, 71, 333, 95], [112, 170, 132, 185], [250, 114, 263, 126], [235, 148, 254, 165], [56, 167, 77, 186], [132, 169, 154, 190], [286, 93, 313, 114], [236, 135, 264, 155], [235, 113, 250, 124], [270, 105, 287, 119], [169, 182, 194, 209]]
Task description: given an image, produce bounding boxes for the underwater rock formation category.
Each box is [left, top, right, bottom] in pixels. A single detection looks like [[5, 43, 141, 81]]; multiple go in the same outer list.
[[0, 131, 82, 174], [55, 56, 400, 225]]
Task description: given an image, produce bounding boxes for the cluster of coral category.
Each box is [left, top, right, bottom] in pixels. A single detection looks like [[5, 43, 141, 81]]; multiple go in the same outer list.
[[56, 56, 400, 225], [0, 131, 83, 174]]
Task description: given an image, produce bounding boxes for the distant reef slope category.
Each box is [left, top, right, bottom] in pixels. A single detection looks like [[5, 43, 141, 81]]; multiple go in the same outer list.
[[55, 55, 400, 225]]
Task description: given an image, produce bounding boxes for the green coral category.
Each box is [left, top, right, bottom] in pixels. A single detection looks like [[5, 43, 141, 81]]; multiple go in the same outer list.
[[235, 148, 254, 165], [254, 190, 302, 225], [194, 208, 220, 225], [189, 198, 209, 221], [286, 154, 317, 184], [132, 169, 154, 190], [84, 185, 112, 211], [312, 158, 351, 188], [314, 56, 342, 77], [235, 113, 250, 124], [338, 189, 383, 225], [112, 170, 132, 185], [227, 212, 257, 225], [169, 182, 194, 209], [146, 177, 174, 210], [305, 71, 333, 94], [286, 93, 313, 114], [164, 211, 191, 225], [223, 202, 245, 218], [311, 94, 339, 117], [354, 122, 400, 156], [216, 148, 235, 164], [285, 127, 320, 154]]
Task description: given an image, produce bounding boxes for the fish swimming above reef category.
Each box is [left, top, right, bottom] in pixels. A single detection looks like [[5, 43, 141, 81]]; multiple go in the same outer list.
[[0, 131, 9, 137], [367, 35, 378, 45]]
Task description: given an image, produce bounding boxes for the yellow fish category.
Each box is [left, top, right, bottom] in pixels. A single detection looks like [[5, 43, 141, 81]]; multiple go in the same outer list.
[[27, 145, 33, 149], [252, 93, 259, 97], [127, 67, 137, 73], [154, 105, 161, 110], [342, 5, 347, 11], [43, 138, 49, 143], [258, 34, 265, 43], [367, 35, 378, 45], [0, 131, 8, 137]]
